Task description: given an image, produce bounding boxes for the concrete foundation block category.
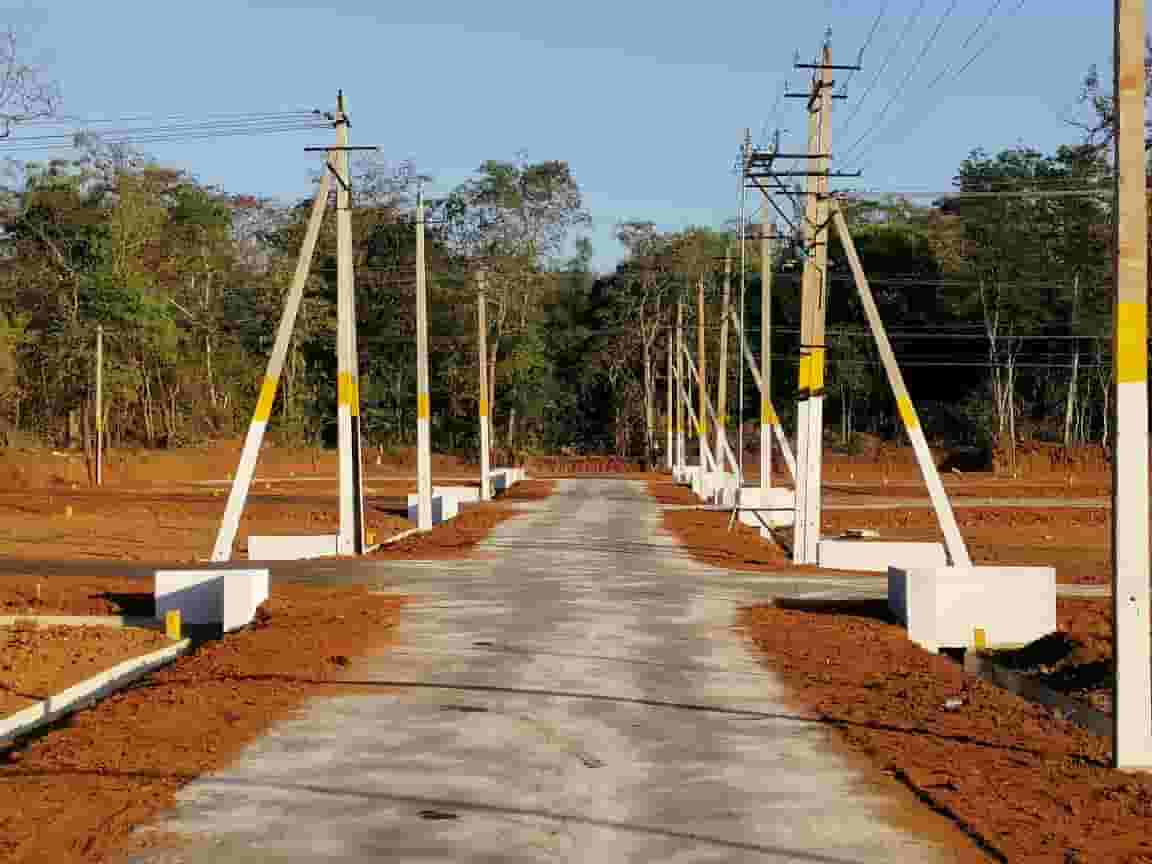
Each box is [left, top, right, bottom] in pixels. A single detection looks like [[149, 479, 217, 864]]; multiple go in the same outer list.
[[819, 539, 947, 573], [407, 493, 460, 525], [490, 469, 510, 493], [435, 485, 480, 504], [248, 534, 339, 561], [155, 569, 270, 631], [888, 565, 1057, 652], [737, 488, 796, 529], [702, 472, 739, 506]]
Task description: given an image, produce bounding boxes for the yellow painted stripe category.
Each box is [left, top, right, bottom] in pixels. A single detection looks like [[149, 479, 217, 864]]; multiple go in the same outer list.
[[1117, 301, 1148, 383], [253, 375, 279, 422], [417, 392, 430, 420], [337, 372, 353, 407], [95, 415, 103, 433], [798, 354, 811, 389], [761, 400, 778, 426], [350, 378, 360, 418], [896, 395, 920, 429], [697, 420, 707, 436], [810, 348, 825, 392], [479, 398, 489, 418], [719, 414, 728, 426]]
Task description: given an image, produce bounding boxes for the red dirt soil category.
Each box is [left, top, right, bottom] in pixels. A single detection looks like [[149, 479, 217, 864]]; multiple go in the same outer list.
[[740, 601, 1152, 863], [1, 625, 172, 717], [0, 582, 406, 864]]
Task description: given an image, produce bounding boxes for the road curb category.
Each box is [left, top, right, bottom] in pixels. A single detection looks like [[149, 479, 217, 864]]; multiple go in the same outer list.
[[0, 615, 160, 629], [0, 638, 192, 744]]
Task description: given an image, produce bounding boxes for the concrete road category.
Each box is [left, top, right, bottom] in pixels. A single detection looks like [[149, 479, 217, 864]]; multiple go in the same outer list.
[[131, 479, 979, 863]]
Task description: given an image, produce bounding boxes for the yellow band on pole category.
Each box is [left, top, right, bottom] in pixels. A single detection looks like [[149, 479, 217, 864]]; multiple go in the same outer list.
[[761, 401, 778, 426], [1117, 301, 1148, 384], [810, 348, 825, 392], [798, 354, 811, 389], [479, 398, 489, 418], [896, 395, 920, 430], [253, 375, 279, 422], [417, 392, 430, 420], [337, 372, 353, 407], [350, 378, 360, 418], [697, 420, 707, 436]]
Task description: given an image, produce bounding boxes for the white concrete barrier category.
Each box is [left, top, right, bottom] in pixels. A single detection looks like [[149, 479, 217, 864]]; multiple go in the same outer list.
[[737, 488, 796, 529], [248, 534, 339, 561], [702, 472, 739, 506], [434, 485, 480, 504], [407, 493, 460, 525], [155, 569, 270, 631], [819, 539, 947, 573], [490, 469, 510, 493], [888, 565, 1057, 652]]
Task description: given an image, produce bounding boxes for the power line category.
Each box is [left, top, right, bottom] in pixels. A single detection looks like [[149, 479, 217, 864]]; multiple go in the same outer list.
[[842, 0, 892, 91], [841, 0, 961, 165]]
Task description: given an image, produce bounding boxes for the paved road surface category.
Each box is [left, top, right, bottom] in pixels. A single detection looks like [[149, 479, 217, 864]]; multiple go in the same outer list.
[[131, 479, 980, 863]]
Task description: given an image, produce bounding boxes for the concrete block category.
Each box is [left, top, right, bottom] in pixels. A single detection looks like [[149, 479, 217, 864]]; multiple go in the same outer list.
[[490, 470, 510, 493], [819, 539, 947, 573], [434, 485, 480, 504], [248, 534, 339, 561], [702, 472, 739, 506], [737, 488, 795, 529], [407, 493, 460, 525], [888, 565, 1057, 652], [223, 569, 269, 632], [155, 569, 270, 630]]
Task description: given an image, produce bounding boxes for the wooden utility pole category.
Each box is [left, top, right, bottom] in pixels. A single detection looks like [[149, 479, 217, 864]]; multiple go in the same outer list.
[[1111, 0, 1152, 770], [414, 186, 433, 531], [696, 275, 707, 467], [334, 90, 365, 555], [95, 325, 103, 487], [760, 213, 774, 492], [793, 43, 834, 565], [676, 299, 686, 467], [477, 270, 492, 502], [716, 246, 732, 476]]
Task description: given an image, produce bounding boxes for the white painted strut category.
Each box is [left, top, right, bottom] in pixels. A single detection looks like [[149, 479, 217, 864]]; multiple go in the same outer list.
[[414, 188, 433, 531], [211, 169, 332, 562]]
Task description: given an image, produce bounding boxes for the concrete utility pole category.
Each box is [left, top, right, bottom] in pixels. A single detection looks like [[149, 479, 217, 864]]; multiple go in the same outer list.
[[760, 213, 774, 492], [477, 270, 492, 502], [666, 319, 674, 469], [212, 166, 333, 561], [1111, 0, 1152, 770], [676, 299, 686, 468], [728, 306, 797, 482], [414, 186, 433, 531], [696, 275, 707, 467], [716, 246, 732, 479], [793, 43, 834, 565], [95, 325, 103, 487], [334, 90, 366, 555]]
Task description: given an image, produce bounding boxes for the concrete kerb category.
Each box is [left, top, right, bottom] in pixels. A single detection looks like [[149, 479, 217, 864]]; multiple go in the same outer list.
[[819, 539, 947, 573], [0, 638, 192, 744], [155, 569, 270, 633]]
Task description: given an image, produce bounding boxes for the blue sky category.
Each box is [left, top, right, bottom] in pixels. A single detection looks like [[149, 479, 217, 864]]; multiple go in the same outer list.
[[9, 1, 1111, 272]]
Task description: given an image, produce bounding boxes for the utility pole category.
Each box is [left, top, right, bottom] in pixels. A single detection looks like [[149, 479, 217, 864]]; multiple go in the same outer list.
[[716, 245, 732, 477], [696, 274, 707, 468], [1111, 0, 1152, 770], [760, 213, 774, 493], [334, 90, 365, 555], [414, 186, 433, 531], [95, 325, 103, 487], [477, 270, 492, 502], [792, 41, 835, 565], [666, 318, 674, 469], [676, 299, 686, 467]]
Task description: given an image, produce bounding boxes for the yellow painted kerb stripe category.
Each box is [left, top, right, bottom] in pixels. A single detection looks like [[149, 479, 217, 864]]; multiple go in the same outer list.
[[254, 375, 279, 422], [417, 393, 430, 420], [1117, 301, 1148, 384], [896, 396, 920, 430]]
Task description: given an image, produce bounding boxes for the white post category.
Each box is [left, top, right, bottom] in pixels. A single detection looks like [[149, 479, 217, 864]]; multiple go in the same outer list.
[[666, 322, 674, 469], [211, 168, 332, 561], [760, 214, 774, 492], [672, 357, 718, 474], [676, 299, 686, 468], [728, 305, 797, 482], [716, 246, 731, 474], [682, 346, 739, 476], [95, 324, 103, 487], [414, 187, 433, 530], [334, 90, 365, 555], [832, 204, 971, 568], [477, 270, 492, 502], [1111, 0, 1152, 770], [696, 275, 707, 468]]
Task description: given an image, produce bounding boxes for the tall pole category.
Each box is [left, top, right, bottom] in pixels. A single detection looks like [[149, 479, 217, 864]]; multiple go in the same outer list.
[[95, 325, 103, 487], [212, 167, 332, 561], [793, 42, 834, 565], [716, 245, 732, 481], [676, 299, 686, 467], [415, 186, 433, 531], [334, 90, 365, 555], [738, 131, 750, 488], [477, 270, 492, 502], [760, 212, 774, 492], [696, 274, 707, 468], [1111, 0, 1152, 770], [666, 319, 674, 469]]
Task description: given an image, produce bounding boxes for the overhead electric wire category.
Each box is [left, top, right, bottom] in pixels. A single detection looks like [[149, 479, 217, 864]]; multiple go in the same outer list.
[[842, 0, 892, 91], [841, 0, 961, 165]]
